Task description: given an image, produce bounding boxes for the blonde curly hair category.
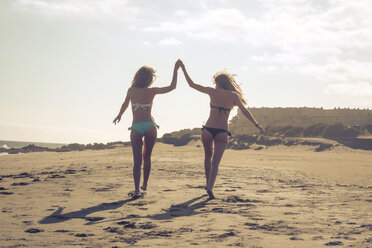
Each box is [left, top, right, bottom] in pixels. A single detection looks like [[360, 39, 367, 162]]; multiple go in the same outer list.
[[213, 71, 247, 105]]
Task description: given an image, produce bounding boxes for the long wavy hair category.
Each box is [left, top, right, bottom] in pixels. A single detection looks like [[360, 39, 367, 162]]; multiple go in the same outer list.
[[131, 66, 156, 88], [213, 71, 247, 105]]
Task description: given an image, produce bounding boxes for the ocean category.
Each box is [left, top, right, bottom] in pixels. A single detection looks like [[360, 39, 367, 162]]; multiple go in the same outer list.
[[0, 140, 67, 149]]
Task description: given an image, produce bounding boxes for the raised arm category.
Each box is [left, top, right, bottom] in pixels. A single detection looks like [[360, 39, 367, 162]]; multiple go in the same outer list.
[[180, 61, 213, 95], [113, 88, 131, 125], [234, 95, 264, 134], [151, 59, 181, 95]]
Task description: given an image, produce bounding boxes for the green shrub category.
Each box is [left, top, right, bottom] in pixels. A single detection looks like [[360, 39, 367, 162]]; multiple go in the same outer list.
[[283, 127, 304, 137], [323, 123, 345, 138]]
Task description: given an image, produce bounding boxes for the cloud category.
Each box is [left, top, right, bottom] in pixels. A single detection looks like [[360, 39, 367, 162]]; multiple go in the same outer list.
[[144, 1, 372, 76], [299, 59, 372, 83], [324, 81, 372, 108], [158, 37, 181, 46], [174, 9, 187, 17], [10, 0, 372, 93], [145, 8, 258, 43], [13, 0, 372, 52], [143, 41, 152, 46], [250, 53, 305, 66], [325, 82, 372, 98], [11, 0, 142, 23]]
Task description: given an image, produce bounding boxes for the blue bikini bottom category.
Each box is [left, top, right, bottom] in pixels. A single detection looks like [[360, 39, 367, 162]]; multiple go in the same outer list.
[[129, 121, 159, 135]]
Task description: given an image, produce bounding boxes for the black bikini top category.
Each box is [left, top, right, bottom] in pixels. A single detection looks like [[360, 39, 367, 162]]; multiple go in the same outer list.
[[210, 104, 231, 113]]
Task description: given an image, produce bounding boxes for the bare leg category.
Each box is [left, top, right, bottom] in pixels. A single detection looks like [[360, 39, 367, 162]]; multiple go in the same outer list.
[[201, 129, 213, 189], [206, 133, 228, 199], [131, 130, 144, 196], [141, 126, 157, 190]]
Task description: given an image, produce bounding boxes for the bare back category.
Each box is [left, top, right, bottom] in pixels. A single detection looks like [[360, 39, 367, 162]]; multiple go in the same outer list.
[[128, 87, 156, 123], [205, 88, 238, 130]]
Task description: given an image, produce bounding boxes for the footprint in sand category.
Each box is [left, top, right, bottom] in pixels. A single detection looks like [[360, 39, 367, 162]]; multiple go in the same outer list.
[[138, 222, 157, 229], [312, 236, 324, 240], [63, 169, 77, 174], [25, 228, 44, 233], [91, 187, 111, 192], [145, 230, 173, 237], [11, 182, 29, 186], [178, 227, 193, 233], [85, 217, 104, 222], [114, 237, 137, 245], [103, 227, 124, 235], [212, 207, 224, 213], [0, 186, 13, 194], [325, 241, 344, 246], [244, 222, 259, 227], [75, 233, 94, 237], [117, 221, 136, 228], [47, 174, 65, 179], [218, 231, 236, 238], [224, 195, 261, 203], [128, 200, 155, 206], [289, 236, 304, 240], [126, 214, 140, 218], [186, 184, 205, 189], [14, 172, 33, 179], [209, 231, 236, 239], [1, 191, 14, 195], [245, 221, 299, 235]]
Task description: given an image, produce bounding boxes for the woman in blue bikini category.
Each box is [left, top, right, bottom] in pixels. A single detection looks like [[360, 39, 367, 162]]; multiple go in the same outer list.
[[113, 59, 182, 198], [179, 60, 264, 199]]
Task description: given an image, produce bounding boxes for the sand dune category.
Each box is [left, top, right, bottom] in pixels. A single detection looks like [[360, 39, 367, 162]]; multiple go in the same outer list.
[[0, 144, 371, 247]]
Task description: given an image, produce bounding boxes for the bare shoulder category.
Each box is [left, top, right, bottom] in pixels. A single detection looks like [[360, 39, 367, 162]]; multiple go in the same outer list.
[[202, 86, 217, 95], [230, 91, 241, 105], [147, 86, 160, 94], [220, 89, 238, 98], [128, 86, 148, 97], [127, 86, 135, 93], [148, 86, 158, 91]]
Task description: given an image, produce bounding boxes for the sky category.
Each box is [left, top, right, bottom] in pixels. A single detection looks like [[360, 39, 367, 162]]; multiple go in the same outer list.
[[1, 0, 372, 144]]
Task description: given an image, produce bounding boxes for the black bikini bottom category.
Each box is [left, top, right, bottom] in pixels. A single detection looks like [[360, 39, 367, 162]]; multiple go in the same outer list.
[[202, 125, 231, 139]]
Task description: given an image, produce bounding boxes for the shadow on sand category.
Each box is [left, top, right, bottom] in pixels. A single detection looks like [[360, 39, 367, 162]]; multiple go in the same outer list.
[[331, 137, 372, 150], [149, 194, 210, 220], [86, 194, 211, 225], [39, 198, 135, 224]]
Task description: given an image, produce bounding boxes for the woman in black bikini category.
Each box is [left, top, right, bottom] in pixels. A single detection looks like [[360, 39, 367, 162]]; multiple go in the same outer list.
[[179, 60, 264, 199]]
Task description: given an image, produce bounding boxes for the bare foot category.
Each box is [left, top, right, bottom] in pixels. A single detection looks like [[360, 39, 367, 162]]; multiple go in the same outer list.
[[128, 191, 140, 199], [140, 185, 147, 191], [207, 190, 215, 200]]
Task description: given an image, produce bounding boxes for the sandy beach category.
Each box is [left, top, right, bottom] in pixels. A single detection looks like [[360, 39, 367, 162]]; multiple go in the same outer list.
[[0, 143, 371, 247]]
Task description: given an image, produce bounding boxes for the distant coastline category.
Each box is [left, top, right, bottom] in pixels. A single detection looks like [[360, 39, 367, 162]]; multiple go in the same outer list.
[[1, 118, 372, 155], [0, 140, 67, 149]]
